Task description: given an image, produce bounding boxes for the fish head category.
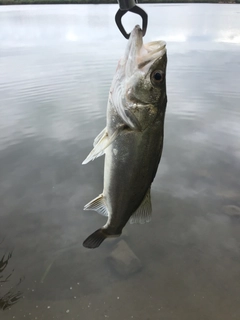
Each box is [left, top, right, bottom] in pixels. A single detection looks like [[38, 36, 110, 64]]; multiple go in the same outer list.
[[124, 25, 167, 107], [111, 25, 167, 129]]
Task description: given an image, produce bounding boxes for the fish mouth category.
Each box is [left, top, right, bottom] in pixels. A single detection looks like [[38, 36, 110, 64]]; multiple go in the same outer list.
[[125, 25, 166, 74], [111, 26, 167, 129], [139, 40, 166, 69]]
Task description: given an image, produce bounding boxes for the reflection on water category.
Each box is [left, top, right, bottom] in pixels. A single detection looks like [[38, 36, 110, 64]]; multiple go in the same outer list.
[[0, 3, 240, 320], [0, 242, 22, 310]]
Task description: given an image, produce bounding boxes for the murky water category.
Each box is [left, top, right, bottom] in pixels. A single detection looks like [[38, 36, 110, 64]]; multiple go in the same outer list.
[[0, 3, 240, 319]]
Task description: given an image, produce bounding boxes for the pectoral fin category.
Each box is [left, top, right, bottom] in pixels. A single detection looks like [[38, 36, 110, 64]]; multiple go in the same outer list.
[[82, 126, 123, 165], [129, 189, 152, 224], [93, 127, 107, 147]]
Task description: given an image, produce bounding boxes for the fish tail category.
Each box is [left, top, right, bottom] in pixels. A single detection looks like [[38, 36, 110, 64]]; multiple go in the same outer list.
[[83, 229, 108, 249]]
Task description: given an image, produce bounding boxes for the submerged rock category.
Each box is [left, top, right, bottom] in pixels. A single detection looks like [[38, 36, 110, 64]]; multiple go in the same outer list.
[[108, 240, 142, 276]]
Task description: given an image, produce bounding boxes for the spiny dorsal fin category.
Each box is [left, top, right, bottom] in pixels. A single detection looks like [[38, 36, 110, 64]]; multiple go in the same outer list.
[[129, 189, 152, 224], [83, 194, 109, 217]]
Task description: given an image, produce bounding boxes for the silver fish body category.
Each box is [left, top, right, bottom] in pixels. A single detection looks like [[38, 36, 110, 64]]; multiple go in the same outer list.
[[82, 25, 167, 249]]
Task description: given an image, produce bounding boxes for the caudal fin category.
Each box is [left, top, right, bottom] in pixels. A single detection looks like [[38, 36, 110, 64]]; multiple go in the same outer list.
[[83, 229, 107, 249]]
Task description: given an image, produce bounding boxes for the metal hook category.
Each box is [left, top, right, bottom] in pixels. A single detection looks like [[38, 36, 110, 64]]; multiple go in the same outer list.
[[115, 5, 148, 39]]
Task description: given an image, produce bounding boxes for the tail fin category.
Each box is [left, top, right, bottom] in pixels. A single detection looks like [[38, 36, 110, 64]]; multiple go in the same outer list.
[[83, 229, 107, 249]]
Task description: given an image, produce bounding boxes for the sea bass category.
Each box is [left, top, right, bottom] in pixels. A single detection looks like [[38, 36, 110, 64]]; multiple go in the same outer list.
[[82, 25, 167, 249]]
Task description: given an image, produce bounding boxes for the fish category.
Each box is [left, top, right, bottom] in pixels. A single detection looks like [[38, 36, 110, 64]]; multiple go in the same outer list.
[[82, 25, 167, 249]]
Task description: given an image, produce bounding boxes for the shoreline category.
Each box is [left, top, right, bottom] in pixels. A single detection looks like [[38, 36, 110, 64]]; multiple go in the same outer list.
[[0, 1, 239, 5]]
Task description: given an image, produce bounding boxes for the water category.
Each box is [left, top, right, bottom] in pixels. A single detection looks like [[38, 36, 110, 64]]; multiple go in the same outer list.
[[0, 3, 240, 319]]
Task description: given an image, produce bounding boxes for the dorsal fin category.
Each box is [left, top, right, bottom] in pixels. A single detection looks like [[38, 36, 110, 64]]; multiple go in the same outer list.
[[129, 189, 152, 224]]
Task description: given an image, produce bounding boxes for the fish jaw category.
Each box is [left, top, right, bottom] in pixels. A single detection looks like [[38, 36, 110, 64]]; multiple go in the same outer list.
[[124, 25, 166, 76], [123, 25, 144, 78], [121, 25, 167, 78], [110, 25, 167, 129]]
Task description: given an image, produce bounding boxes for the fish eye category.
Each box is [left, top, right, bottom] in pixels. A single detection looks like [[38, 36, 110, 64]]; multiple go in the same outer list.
[[151, 70, 164, 85]]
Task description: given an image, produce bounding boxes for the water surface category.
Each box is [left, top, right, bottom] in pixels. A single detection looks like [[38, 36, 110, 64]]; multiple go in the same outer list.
[[0, 4, 240, 320]]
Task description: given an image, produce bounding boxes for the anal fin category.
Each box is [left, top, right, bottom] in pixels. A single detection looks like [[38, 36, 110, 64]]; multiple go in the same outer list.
[[129, 188, 152, 224], [83, 194, 109, 217]]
